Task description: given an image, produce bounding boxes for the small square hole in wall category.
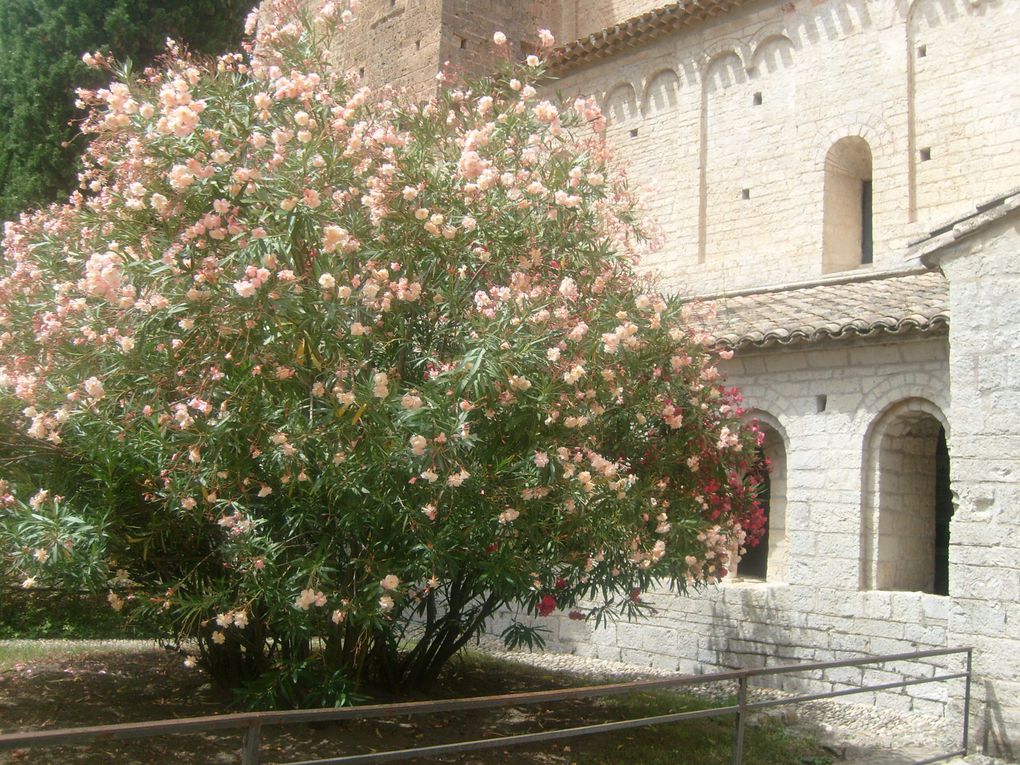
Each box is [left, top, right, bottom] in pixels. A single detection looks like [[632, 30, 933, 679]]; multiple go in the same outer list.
[[816, 394, 828, 413], [920, 147, 932, 162], [416, 39, 421, 51], [459, 37, 467, 50], [753, 92, 762, 106], [741, 188, 751, 200], [917, 44, 927, 58], [629, 128, 639, 139]]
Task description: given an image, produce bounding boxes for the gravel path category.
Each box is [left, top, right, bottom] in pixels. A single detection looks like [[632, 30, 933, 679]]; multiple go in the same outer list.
[[472, 639, 1012, 765]]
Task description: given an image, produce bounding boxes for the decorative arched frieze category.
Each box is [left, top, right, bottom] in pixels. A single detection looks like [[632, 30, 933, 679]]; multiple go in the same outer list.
[[701, 49, 749, 93], [891, 0, 987, 26], [748, 33, 797, 76], [641, 68, 682, 115], [699, 39, 751, 76], [603, 82, 639, 125], [748, 22, 792, 54]]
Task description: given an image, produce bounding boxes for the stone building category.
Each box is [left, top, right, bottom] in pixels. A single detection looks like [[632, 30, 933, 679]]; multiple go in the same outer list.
[[326, 0, 1019, 754]]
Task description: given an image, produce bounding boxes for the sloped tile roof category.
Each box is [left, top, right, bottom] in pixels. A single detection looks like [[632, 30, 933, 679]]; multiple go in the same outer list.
[[552, 0, 750, 72], [690, 270, 949, 349]]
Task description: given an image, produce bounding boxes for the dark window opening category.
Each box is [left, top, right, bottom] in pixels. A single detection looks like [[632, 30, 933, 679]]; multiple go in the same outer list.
[[920, 147, 932, 162], [740, 450, 770, 580], [917, 44, 927, 58], [933, 427, 953, 596], [861, 179, 873, 264], [741, 188, 751, 200], [753, 92, 762, 106]]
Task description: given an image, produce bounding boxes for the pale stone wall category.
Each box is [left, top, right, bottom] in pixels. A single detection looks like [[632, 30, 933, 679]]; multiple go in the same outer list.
[[440, 1, 561, 82], [926, 210, 1020, 758], [312, 0, 1020, 749], [909, 0, 1020, 225], [552, 0, 1020, 295], [328, 0, 563, 97], [492, 334, 958, 717], [328, 0, 445, 98]]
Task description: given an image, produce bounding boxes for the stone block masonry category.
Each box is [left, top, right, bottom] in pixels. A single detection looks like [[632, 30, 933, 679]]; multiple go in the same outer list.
[[492, 334, 963, 721], [311, 0, 1020, 754], [553, 0, 1020, 296]]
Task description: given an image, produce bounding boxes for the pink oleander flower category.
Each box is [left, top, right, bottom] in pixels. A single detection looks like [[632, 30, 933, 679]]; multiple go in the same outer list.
[[409, 434, 427, 456]]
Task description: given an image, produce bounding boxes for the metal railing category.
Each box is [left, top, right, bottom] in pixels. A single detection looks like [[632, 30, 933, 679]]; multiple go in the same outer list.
[[0, 646, 973, 765]]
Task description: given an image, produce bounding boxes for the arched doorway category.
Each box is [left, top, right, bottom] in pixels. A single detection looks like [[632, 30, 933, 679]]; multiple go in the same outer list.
[[865, 400, 953, 594], [736, 421, 788, 582]]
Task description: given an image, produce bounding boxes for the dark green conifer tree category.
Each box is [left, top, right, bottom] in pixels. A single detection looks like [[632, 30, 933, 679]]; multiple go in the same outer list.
[[0, 0, 253, 221]]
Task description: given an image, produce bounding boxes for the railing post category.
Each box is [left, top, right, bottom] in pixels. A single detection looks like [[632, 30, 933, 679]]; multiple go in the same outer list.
[[731, 675, 748, 765], [961, 648, 973, 754], [242, 721, 262, 765]]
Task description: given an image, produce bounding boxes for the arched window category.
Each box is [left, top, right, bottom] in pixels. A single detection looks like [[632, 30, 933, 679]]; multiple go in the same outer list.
[[735, 421, 787, 582], [864, 400, 953, 594], [823, 137, 873, 273]]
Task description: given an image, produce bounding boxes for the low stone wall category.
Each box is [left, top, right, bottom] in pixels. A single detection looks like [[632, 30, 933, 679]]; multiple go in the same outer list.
[[490, 582, 956, 720]]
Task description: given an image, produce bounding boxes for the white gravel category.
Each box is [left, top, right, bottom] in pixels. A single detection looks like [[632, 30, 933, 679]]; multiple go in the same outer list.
[[473, 639, 1013, 765]]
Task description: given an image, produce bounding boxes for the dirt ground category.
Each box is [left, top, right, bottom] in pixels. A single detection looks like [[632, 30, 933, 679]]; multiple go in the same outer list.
[[0, 645, 780, 765], [0, 647, 594, 764]]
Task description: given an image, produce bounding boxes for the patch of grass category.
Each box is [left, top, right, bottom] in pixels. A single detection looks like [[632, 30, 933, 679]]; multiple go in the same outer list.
[[431, 654, 832, 765], [0, 590, 162, 640], [567, 690, 833, 765], [0, 639, 158, 671]]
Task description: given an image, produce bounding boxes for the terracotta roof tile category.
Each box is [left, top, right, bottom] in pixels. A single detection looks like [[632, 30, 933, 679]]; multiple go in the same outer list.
[[689, 270, 949, 349], [552, 0, 750, 72]]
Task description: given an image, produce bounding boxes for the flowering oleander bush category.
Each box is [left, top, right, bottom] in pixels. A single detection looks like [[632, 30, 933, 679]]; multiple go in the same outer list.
[[0, 0, 764, 705]]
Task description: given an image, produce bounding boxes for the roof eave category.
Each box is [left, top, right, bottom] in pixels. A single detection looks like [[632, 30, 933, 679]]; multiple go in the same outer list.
[[909, 187, 1020, 267], [711, 317, 950, 352], [549, 0, 750, 74]]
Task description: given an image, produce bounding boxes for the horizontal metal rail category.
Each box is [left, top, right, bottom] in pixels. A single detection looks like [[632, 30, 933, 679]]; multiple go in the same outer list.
[[0, 645, 973, 765], [285, 706, 741, 765]]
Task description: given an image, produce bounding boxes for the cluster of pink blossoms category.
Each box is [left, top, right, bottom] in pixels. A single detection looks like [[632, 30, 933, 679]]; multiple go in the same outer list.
[[0, 0, 765, 667]]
